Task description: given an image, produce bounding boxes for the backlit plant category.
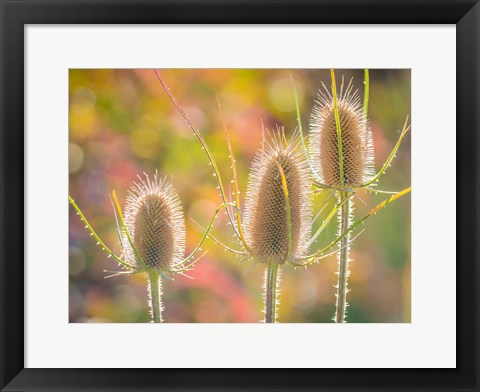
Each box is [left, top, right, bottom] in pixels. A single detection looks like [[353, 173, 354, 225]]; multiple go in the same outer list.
[[293, 69, 411, 322], [69, 172, 228, 322], [155, 70, 410, 323]]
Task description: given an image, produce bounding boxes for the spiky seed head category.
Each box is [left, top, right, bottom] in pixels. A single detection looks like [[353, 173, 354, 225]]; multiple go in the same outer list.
[[309, 80, 374, 187], [244, 128, 312, 264], [122, 173, 186, 271]]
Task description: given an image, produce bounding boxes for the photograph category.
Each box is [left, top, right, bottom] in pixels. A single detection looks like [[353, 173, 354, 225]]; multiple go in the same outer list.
[[68, 68, 411, 323]]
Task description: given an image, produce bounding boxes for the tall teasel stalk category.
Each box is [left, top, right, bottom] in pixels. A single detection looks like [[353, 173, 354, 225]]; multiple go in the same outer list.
[[243, 130, 312, 322], [292, 69, 411, 323], [155, 70, 406, 323], [69, 172, 229, 323], [310, 70, 374, 323]]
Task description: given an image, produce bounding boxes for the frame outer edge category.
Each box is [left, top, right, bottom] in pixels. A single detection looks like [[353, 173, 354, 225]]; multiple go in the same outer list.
[[457, 2, 480, 390], [0, 0, 479, 391], [0, 1, 25, 391]]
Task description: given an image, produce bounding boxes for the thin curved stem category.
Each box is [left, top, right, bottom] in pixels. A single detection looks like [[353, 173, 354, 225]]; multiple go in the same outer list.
[[357, 116, 410, 188], [148, 270, 162, 323], [335, 191, 351, 323], [170, 250, 209, 273], [169, 202, 238, 272], [264, 261, 280, 323], [190, 218, 248, 256], [306, 195, 351, 249], [68, 196, 134, 270], [216, 96, 252, 255], [298, 186, 411, 266], [290, 75, 326, 186], [154, 70, 243, 244], [289, 229, 364, 268]]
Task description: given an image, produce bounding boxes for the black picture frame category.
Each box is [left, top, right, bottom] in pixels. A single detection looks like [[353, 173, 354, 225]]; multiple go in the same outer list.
[[1, 1, 478, 391]]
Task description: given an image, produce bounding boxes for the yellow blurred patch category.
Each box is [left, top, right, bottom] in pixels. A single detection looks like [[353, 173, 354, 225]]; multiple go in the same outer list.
[[130, 128, 162, 159]]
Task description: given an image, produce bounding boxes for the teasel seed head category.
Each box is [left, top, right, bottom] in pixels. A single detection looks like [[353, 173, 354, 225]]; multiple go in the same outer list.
[[244, 128, 312, 264], [309, 81, 375, 187], [122, 173, 186, 271]]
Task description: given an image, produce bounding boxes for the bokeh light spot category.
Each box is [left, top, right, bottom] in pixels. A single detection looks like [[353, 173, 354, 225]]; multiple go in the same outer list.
[[69, 246, 87, 276], [130, 128, 161, 159], [269, 77, 304, 113], [71, 87, 97, 114], [69, 142, 84, 173]]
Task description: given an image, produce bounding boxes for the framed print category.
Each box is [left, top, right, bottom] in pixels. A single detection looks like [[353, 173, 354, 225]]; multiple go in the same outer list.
[[1, 1, 479, 391]]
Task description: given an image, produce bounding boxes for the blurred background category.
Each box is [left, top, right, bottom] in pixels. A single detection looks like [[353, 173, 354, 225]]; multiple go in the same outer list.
[[69, 69, 411, 323]]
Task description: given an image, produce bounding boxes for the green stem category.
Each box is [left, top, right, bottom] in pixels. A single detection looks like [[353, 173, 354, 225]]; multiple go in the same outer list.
[[331, 69, 345, 186], [148, 270, 162, 323], [264, 261, 280, 323], [363, 68, 369, 120], [335, 191, 351, 323]]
